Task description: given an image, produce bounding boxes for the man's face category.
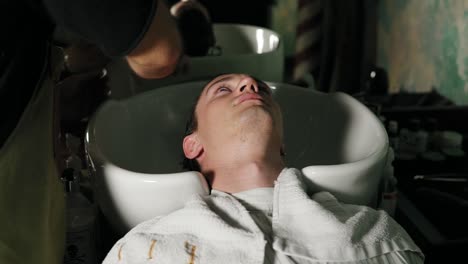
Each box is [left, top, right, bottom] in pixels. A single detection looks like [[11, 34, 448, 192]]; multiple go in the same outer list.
[[183, 73, 283, 165]]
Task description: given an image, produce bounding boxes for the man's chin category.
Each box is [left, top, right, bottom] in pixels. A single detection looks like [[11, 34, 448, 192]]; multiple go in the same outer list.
[[237, 107, 274, 129]]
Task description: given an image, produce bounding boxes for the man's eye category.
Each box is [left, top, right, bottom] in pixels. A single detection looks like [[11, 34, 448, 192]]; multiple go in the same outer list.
[[217, 87, 231, 93]]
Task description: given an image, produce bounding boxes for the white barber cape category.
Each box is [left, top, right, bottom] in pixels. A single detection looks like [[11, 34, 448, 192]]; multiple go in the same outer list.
[[103, 168, 424, 264]]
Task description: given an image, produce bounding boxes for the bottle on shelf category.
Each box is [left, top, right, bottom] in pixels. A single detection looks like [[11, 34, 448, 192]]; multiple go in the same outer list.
[[400, 119, 428, 156], [413, 119, 428, 156], [65, 133, 83, 172], [420, 118, 446, 174], [379, 148, 398, 217], [425, 118, 442, 152], [398, 120, 416, 161], [439, 130, 466, 172], [64, 133, 94, 201], [62, 168, 97, 264]]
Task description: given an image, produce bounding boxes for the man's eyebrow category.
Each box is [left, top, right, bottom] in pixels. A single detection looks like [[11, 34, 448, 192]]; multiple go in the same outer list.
[[205, 75, 233, 95]]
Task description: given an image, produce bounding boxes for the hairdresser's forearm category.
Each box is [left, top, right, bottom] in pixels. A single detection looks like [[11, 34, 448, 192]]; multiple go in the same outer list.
[[126, 0, 183, 79]]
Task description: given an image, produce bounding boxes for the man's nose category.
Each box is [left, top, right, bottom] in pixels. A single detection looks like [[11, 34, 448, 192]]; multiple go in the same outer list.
[[237, 76, 259, 93]]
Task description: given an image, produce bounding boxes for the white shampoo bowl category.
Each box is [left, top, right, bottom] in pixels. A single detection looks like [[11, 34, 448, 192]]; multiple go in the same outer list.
[[107, 23, 283, 99], [85, 81, 389, 234]]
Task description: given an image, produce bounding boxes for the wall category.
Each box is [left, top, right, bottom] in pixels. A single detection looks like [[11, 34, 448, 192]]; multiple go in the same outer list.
[[377, 0, 468, 104], [269, 0, 298, 57]]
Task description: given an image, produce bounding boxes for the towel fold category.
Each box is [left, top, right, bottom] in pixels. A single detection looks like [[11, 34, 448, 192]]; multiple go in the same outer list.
[[273, 168, 423, 261]]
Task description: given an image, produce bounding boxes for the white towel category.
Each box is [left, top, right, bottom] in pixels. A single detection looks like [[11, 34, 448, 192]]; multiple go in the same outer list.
[[103, 168, 423, 263]]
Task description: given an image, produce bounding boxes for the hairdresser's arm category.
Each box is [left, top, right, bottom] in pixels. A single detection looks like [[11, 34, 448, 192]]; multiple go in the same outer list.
[[44, 0, 182, 79], [126, 0, 183, 79]]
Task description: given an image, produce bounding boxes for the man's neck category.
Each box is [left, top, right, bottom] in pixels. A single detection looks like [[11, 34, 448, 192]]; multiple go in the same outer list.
[[208, 156, 285, 194]]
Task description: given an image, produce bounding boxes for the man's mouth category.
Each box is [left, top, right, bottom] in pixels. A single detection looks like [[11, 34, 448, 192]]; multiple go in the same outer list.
[[236, 93, 263, 105]]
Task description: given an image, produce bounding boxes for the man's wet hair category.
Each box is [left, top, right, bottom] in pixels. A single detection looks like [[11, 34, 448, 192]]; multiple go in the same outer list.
[[181, 74, 230, 172]]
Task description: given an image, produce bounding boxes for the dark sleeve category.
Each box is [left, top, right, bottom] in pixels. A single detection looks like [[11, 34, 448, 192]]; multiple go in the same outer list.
[[43, 0, 158, 57]]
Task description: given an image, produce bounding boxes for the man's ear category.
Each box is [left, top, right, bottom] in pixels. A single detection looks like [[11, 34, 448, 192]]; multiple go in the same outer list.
[[183, 134, 203, 159]]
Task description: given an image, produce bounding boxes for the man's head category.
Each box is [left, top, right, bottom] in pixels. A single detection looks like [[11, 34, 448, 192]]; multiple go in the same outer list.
[[182, 74, 284, 177]]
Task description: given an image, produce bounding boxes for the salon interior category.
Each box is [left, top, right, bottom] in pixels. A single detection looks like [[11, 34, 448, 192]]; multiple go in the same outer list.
[[49, 0, 467, 263]]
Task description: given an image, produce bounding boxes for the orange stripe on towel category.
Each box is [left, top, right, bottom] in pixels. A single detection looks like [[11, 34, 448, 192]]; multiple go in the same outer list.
[[185, 242, 197, 264], [118, 245, 123, 261], [148, 239, 157, 259]]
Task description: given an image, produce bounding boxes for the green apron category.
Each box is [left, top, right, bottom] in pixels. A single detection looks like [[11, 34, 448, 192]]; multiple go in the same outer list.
[[0, 45, 65, 264]]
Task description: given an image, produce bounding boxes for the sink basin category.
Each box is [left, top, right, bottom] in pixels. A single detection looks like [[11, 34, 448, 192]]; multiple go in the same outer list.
[[107, 23, 284, 99], [85, 80, 389, 234]]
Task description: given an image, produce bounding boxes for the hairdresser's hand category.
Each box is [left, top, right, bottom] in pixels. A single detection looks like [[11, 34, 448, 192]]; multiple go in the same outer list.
[[126, 0, 183, 79]]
